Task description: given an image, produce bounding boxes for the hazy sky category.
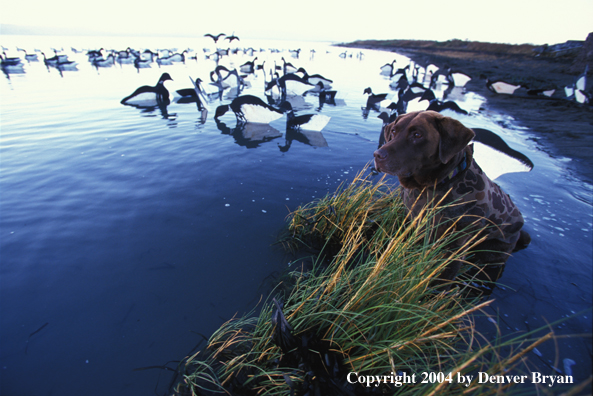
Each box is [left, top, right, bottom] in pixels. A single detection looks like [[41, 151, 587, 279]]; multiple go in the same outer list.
[[1, 0, 591, 44]]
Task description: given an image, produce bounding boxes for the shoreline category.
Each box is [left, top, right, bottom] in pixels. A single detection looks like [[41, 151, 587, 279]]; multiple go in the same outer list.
[[337, 38, 593, 184]]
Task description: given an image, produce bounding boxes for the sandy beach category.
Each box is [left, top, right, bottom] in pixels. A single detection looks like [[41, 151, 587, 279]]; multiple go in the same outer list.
[[339, 36, 593, 184]]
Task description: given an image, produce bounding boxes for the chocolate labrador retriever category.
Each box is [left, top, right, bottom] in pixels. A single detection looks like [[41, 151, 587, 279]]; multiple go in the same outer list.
[[373, 111, 530, 286]]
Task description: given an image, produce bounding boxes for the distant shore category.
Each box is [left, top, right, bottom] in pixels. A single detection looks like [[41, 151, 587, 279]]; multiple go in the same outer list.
[[338, 38, 593, 184]]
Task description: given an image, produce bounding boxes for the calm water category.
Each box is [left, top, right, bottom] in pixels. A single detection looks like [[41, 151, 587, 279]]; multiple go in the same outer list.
[[1, 35, 591, 395]]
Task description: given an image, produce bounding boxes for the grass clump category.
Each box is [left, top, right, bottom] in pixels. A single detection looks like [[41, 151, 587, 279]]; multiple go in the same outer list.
[[172, 169, 571, 396]]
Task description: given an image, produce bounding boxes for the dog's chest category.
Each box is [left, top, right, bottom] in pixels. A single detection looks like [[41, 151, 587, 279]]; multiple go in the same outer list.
[[402, 160, 524, 244]]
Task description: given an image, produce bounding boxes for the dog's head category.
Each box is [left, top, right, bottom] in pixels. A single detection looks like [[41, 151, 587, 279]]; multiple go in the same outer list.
[[373, 111, 475, 189]]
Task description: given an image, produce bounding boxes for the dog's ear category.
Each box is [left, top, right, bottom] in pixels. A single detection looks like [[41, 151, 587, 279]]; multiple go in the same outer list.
[[433, 114, 475, 164]]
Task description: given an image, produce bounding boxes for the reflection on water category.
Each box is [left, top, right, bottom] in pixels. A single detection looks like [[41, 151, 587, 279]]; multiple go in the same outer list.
[[216, 120, 282, 148], [0, 35, 591, 395]]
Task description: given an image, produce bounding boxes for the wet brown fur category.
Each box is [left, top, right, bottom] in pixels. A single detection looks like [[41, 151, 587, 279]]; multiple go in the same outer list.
[[374, 111, 530, 284]]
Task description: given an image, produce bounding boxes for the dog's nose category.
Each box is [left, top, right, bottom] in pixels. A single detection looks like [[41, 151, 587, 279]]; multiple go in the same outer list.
[[374, 148, 387, 160]]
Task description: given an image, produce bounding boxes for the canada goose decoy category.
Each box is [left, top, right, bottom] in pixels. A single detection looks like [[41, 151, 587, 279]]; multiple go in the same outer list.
[[41, 52, 70, 68], [471, 127, 534, 179], [239, 57, 257, 74], [134, 56, 152, 69], [399, 86, 428, 103], [256, 60, 265, 71], [176, 76, 208, 102], [86, 48, 104, 61], [279, 57, 297, 75], [481, 75, 529, 95], [575, 65, 588, 92], [389, 73, 409, 91], [408, 82, 428, 94], [121, 72, 173, 106], [141, 49, 157, 61], [295, 67, 333, 88], [115, 49, 134, 65], [55, 57, 78, 72], [569, 65, 589, 103], [156, 53, 174, 66], [225, 33, 240, 42], [318, 88, 338, 107], [176, 77, 208, 121], [575, 89, 591, 104], [210, 65, 245, 94], [17, 49, 38, 62], [400, 87, 435, 112], [277, 73, 315, 97], [167, 50, 188, 63], [40, 52, 59, 67], [377, 111, 398, 148], [527, 88, 556, 97], [449, 70, 472, 87], [92, 52, 115, 68], [204, 33, 225, 43], [1, 52, 25, 76], [0, 52, 22, 67], [280, 101, 330, 132], [363, 87, 389, 109], [426, 99, 468, 115], [210, 65, 232, 83], [488, 80, 528, 95], [380, 60, 397, 76], [216, 48, 230, 57], [306, 81, 331, 95], [214, 95, 284, 124]]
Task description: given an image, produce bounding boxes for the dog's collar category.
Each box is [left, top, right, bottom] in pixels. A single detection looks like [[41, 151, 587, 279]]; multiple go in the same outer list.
[[439, 153, 467, 185]]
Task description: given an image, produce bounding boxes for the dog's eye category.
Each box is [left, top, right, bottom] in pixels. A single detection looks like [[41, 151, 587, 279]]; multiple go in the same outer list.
[[410, 131, 422, 139]]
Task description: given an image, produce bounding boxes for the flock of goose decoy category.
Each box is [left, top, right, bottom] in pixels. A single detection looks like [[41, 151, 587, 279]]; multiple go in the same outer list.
[[110, 36, 347, 143], [2, 34, 587, 162], [111, 42, 539, 170]]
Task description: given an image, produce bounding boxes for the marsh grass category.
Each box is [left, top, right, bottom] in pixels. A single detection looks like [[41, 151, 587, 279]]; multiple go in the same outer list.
[[174, 168, 574, 395]]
